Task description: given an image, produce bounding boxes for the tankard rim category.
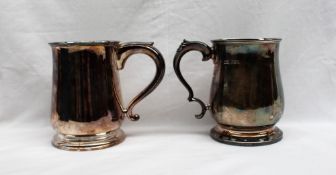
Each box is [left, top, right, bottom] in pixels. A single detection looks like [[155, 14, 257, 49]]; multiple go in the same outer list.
[[212, 38, 281, 44], [49, 40, 120, 47]]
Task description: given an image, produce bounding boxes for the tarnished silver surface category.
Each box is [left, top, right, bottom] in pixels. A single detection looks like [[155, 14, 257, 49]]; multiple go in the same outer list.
[[174, 38, 284, 146], [49, 41, 165, 151]]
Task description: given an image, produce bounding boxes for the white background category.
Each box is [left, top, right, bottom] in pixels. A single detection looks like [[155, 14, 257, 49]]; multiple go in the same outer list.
[[0, 0, 336, 174]]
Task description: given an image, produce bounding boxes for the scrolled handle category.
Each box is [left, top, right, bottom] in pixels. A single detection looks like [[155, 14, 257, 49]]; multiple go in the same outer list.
[[173, 40, 213, 119], [117, 42, 165, 121]]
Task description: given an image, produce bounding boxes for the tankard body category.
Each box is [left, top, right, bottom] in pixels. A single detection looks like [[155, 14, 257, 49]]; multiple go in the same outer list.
[[49, 41, 165, 151], [174, 38, 284, 146]]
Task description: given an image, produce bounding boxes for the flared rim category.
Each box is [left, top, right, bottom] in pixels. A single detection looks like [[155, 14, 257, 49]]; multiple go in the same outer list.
[[212, 38, 281, 44], [49, 40, 120, 47]]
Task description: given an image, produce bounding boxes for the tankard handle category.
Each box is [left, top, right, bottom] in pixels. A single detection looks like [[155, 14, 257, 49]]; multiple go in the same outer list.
[[117, 42, 165, 121], [173, 40, 213, 119]]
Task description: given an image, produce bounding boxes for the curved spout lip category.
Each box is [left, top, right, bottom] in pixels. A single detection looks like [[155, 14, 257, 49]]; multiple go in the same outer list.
[[49, 40, 120, 47], [212, 38, 281, 44]]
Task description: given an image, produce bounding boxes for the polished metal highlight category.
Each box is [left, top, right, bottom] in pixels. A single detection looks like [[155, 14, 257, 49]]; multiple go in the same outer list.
[[49, 41, 165, 151], [173, 38, 284, 146]]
